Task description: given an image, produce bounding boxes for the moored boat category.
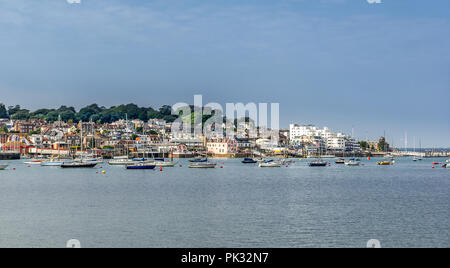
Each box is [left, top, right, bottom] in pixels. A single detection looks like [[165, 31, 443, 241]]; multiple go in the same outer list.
[[345, 159, 361, 166], [154, 160, 177, 167], [259, 159, 281, 168], [61, 162, 97, 168], [0, 164, 8, 170], [335, 158, 345, 164], [309, 161, 328, 167], [189, 158, 208, 163], [377, 161, 392, 166], [188, 162, 217, 168], [126, 163, 156, 170], [242, 158, 258, 164], [24, 160, 43, 165], [443, 163, 450, 169]]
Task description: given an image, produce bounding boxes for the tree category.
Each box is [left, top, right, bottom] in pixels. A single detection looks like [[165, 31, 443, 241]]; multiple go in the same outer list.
[[378, 137, 389, 152], [359, 141, 368, 150], [0, 103, 9, 118], [0, 126, 8, 133]]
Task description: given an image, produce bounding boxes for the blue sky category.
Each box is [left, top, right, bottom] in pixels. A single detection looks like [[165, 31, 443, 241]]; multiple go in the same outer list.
[[0, 0, 449, 147]]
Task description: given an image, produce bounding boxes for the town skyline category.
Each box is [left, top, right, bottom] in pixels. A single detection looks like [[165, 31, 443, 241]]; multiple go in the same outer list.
[[0, 0, 449, 147]]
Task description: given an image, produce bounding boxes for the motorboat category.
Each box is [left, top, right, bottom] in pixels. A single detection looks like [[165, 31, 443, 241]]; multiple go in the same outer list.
[[335, 158, 345, 164], [309, 161, 328, 167], [188, 162, 217, 168], [0, 164, 8, 170], [24, 160, 43, 165], [443, 163, 450, 169], [126, 163, 156, 170], [259, 159, 282, 168], [242, 158, 258, 164], [377, 161, 392, 166], [345, 159, 361, 166]]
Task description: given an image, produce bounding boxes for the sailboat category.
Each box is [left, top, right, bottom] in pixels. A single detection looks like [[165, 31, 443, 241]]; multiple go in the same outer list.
[[309, 143, 328, 167], [61, 120, 97, 168]]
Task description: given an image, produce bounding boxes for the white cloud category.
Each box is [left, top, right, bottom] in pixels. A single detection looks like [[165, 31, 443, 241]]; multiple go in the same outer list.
[[67, 0, 81, 4]]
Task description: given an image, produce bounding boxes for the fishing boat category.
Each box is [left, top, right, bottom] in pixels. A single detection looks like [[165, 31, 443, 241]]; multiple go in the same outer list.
[[0, 164, 8, 170], [259, 159, 282, 168], [61, 162, 97, 168], [377, 161, 392, 166], [335, 158, 345, 164], [188, 162, 217, 168], [242, 158, 258, 164], [126, 163, 156, 170], [24, 160, 43, 165], [309, 161, 328, 167], [345, 159, 361, 166]]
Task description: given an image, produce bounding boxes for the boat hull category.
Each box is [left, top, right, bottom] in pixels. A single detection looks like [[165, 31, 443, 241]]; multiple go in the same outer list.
[[188, 163, 216, 168], [126, 165, 156, 170], [309, 162, 328, 167], [61, 163, 97, 168]]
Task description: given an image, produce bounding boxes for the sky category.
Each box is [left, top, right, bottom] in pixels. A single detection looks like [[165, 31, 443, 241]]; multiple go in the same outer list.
[[0, 0, 449, 147]]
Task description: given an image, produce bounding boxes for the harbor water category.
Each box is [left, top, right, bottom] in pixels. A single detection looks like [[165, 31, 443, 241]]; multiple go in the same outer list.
[[0, 158, 449, 248]]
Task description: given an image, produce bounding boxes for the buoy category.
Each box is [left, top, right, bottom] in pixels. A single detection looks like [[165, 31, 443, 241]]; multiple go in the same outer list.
[[367, 157, 371, 161], [102, 170, 106, 174], [160, 167, 163, 171], [13, 168, 16, 171], [220, 166, 223, 169], [27, 165, 31, 168], [179, 164, 182, 167]]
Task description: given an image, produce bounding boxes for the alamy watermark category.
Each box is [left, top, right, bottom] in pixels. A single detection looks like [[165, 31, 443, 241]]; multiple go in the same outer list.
[[170, 95, 280, 144]]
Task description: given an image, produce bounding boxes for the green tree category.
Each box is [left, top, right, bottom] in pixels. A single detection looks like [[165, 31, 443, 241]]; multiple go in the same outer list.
[[0, 126, 8, 133], [0, 103, 9, 118], [378, 137, 389, 152]]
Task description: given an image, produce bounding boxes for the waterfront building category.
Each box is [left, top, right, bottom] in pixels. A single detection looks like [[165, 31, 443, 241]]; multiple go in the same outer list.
[[207, 138, 238, 155]]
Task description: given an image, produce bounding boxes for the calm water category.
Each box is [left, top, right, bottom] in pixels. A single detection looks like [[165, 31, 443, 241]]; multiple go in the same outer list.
[[0, 158, 449, 248]]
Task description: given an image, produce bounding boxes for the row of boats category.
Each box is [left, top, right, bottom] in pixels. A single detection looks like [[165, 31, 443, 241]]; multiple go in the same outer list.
[[2, 158, 450, 170]]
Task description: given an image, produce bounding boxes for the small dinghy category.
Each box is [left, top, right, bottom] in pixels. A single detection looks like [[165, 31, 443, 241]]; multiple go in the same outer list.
[[377, 161, 392, 166]]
